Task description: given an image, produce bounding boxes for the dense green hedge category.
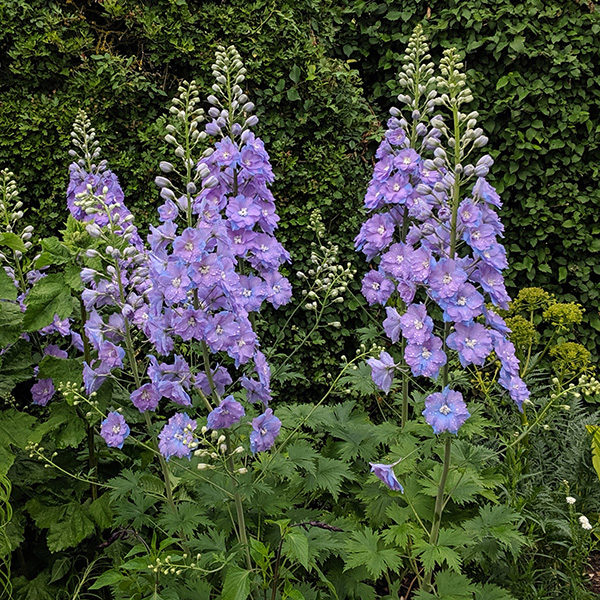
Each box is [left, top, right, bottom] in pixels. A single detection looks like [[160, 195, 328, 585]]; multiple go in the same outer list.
[[1, 0, 599, 370]]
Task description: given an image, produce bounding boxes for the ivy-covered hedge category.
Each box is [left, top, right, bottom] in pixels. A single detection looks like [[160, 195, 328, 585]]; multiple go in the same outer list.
[[1, 0, 599, 364]]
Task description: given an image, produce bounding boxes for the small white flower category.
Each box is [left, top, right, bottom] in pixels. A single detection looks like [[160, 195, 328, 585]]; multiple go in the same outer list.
[[566, 496, 576, 505], [579, 515, 593, 530]]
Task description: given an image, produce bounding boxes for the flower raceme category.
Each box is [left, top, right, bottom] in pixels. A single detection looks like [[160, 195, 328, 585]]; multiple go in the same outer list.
[[67, 47, 288, 460]]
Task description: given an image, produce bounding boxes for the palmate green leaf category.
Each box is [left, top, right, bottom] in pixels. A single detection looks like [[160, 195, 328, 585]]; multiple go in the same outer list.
[[0, 408, 39, 475], [413, 571, 476, 600], [420, 464, 487, 505], [157, 502, 210, 537], [344, 528, 402, 580], [221, 565, 252, 600], [412, 537, 462, 573], [37, 402, 86, 449], [336, 361, 377, 396], [23, 273, 73, 331], [287, 440, 319, 475], [474, 583, 516, 600], [304, 456, 354, 500]]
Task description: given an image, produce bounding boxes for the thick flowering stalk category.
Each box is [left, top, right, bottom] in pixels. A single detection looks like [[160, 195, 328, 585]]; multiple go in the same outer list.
[[356, 28, 530, 591]]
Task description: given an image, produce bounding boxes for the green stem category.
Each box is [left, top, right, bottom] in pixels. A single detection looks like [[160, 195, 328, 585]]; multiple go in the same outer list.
[[423, 436, 452, 591]]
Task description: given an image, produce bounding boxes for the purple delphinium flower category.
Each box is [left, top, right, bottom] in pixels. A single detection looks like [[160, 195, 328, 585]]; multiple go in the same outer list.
[[130, 383, 161, 413], [249, 408, 281, 453], [207, 395, 246, 430], [31, 378, 55, 406], [404, 336, 447, 379], [446, 321, 493, 367], [382, 307, 402, 343], [361, 270, 394, 306], [158, 413, 197, 460], [369, 462, 403, 492], [100, 412, 130, 448], [366, 351, 396, 394], [399, 303, 434, 344], [422, 387, 470, 435]]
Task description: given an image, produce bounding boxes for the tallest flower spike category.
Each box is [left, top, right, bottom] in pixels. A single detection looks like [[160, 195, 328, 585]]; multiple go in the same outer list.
[[357, 28, 529, 440]]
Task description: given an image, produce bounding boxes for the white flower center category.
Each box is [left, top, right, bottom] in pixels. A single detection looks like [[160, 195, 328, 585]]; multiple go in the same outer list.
[[443, 274, 452, 284], [172, 277, 181, 288], [439, 404, 451, 415], [260, 244, 268, 252], [273, 285, 281, 293], [112, 425, 121, 434], [185, 242, 194, 252], [413, 319, 423, 330], [238, 208, 248, 217], [396, 255, 404, 263], [372, 282, 380, 290], [243, 289, 252, 297], [465, 338, 477, 348], [216, 325, 224, 335], [234, 236, 242, 244], [457, 296, 466, 306], [377, 225, 386, 235], [422, 349, 432, 359]]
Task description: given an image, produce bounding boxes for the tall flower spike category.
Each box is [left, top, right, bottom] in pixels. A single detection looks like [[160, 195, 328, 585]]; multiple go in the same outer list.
[[358, 30, 529, 435]]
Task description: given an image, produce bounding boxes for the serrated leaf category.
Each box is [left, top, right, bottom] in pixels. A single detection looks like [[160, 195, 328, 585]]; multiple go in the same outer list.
[[0, 232, 26, 253], [412, 538, 462, 572], [38, 402, 86, 449], [89, 570, 124, 590], [283, 529, 310, 570], [27, 499, 95, 552], [344, 528, 402, 580], [23, 274, 72, 332], [0, 301, 24, 347], [34, 237, 71, 268], [0, 269, 17, 300], [38, 355, 83, 388], [304, 457, 354, 500], [0, 339, 33, 396], [89, 494, 113, 529], [287, 440, 318, 474], [474, 583, 516, 600], [221, 565, 252, 600]]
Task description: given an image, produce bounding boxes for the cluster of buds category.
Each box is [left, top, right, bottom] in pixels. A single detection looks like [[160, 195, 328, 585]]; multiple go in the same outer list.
[[301, 210, 356, 313], [0, 169, 33, 260]]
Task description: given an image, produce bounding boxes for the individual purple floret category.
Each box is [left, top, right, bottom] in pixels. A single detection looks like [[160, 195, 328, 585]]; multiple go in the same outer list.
[[250, 408, 281, 453], [366, 351, 397, 394], [130, 383, 161, 413], [158, 413, 197, 460], [207, 396, 245, 430], [369, 462, 404, 492], [100, 412, 130, 449], [31, 378, 55, 407], [422, 387, 470, 435]]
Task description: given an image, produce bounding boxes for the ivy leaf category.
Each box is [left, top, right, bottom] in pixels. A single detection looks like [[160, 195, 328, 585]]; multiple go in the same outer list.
[[23, 273, 73, 332], [344, 528, 402, 580], [289, 64, 301, 84], [221, 565, 252, 600], [287, 88, 301, 102]]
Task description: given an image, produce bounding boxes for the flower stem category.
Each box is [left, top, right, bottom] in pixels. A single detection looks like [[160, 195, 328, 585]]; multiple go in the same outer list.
[[423, 435, 452, 591]]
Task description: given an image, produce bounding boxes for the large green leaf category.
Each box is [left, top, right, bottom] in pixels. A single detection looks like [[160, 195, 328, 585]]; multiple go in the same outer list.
[[0, 301, 23, 347], [221, 565, 252, 600], [23, 273, 73, 332]]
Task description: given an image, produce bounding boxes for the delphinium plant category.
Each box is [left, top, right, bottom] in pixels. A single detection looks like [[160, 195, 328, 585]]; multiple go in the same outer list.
[[11, 46, 365, 600], [355, 26, 531, 596]]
